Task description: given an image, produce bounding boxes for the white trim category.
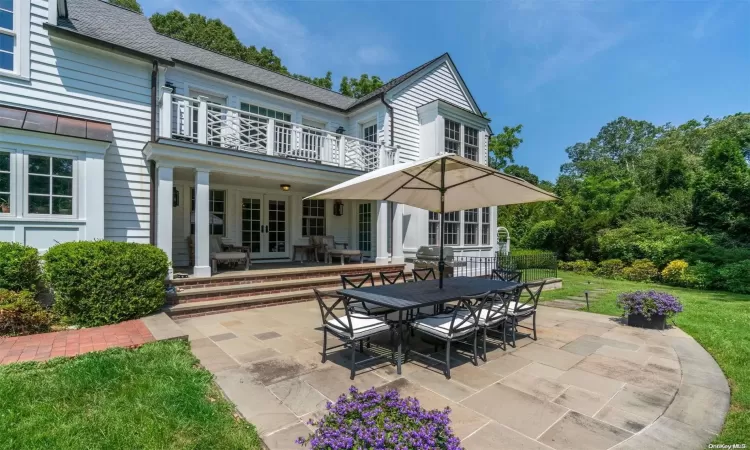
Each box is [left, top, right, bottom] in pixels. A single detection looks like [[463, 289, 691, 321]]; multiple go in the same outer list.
[[22, 152, 78, 219], [0, 0, 30, 80]]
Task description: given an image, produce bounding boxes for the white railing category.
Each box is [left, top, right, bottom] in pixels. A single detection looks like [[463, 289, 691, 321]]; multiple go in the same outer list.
[[160, 89, 397, 172]]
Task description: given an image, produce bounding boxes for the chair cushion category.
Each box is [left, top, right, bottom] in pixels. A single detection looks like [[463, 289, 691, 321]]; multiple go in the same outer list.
[[456, 308, 506, 326], [212, 251, 247, 260], [326, 313, 389, 339], [506, 301, 535, 315], [209, 236, 223, 254], [413, 314, 475, 339]]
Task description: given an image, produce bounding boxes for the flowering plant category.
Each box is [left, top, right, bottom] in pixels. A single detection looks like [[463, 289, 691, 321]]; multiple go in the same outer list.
[[297, 386, 462, 450], [616, 290, 683, 320]]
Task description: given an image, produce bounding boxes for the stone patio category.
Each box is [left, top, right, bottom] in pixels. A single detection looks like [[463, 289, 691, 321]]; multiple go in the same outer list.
[[174, 303, 729, 450]]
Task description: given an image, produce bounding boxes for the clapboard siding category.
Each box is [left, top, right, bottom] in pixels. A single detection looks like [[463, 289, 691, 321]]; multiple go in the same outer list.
[[0, 0, 153, 243], [390, 61, 474, 162]]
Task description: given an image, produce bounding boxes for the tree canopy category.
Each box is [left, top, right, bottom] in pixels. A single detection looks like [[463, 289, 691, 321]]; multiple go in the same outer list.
[[109, 0, 142, 13]]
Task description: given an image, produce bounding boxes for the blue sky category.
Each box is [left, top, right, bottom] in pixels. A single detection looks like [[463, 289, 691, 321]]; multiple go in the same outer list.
[[143, 0, 750, 182]]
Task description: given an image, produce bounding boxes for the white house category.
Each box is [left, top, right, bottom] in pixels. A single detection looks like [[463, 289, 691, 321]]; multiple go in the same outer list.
[[0, 0, 498, 278]]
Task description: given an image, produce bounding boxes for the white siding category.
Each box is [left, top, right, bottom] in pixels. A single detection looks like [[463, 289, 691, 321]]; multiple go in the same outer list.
[[389, 61, 474, 162], [1, 0, 153, 243]]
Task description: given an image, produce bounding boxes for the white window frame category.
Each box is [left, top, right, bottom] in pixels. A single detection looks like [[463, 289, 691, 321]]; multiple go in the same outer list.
[[23, 151, 78, 219], [302, 199, 325, 237], [0, 0, 30, 79], [361, 120, 378, 143], [463, 208, 478, 246], [191, 188, 226, 236], [464, 126, 479, 161], [444, 119, 461, 155], [482, 207, 491, 246], [0, 149, 11, 215]]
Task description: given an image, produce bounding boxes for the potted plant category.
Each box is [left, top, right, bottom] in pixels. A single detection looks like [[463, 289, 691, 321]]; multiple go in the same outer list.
[[616, 290, 683, 330], [0, 198, 8, 214], [297, 386, 462, 449]]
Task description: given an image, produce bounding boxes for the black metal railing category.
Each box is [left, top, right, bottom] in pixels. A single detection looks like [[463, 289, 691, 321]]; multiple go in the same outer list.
[[453, 252, 557, 282]]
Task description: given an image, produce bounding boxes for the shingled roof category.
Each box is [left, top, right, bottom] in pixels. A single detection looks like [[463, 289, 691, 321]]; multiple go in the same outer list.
[[51, 0, 461, 113]]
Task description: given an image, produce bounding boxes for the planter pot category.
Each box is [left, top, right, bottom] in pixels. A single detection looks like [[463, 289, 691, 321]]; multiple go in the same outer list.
[[627, 313, 666, 330], [0, 205, 8, 213]]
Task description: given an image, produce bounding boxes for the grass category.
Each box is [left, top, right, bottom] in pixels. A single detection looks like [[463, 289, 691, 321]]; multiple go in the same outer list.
[[544, 271, 750, 444], [0, 340, 263, 450]]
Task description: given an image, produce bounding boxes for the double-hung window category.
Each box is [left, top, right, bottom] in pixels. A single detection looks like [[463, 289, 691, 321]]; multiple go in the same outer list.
[[302, 199, 325, 237], [191, 188, 225, 236], [444, 119, 461, 154], [482, 207, 491, 245], [464, 126, 479, 161], [463, 209, 478, 245], [0, 0, 15, 72], [428, 212, 460, 246], [28, 155, 74, 215], [0, 151, 10, 213]]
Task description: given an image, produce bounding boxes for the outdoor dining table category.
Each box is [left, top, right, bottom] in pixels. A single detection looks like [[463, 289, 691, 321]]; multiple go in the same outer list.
[[338, 276, 522, 374]]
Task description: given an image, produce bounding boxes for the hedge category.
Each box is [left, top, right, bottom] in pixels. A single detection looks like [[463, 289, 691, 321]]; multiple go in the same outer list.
[[0, 242, 41, 292], [0, 289, 52, 336], [45, 241, 169, 327]]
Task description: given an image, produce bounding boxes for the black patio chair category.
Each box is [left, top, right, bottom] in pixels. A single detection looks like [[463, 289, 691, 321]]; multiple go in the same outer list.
[[411, 267, 436, 282], [341, 273, 392, 318], [379, 270, 407, 285], [506, 280, 546, 347], [411, 296, 483, 379], [456, 291, 511, 360], [491, 268, 523, 283], [314, 289, 392, 379]]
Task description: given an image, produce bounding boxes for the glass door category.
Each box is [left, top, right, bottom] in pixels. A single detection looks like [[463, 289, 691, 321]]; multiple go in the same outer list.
[[265, 196, 288, 258], [358, 202, 372, 257], [241, 197, 262, 258]]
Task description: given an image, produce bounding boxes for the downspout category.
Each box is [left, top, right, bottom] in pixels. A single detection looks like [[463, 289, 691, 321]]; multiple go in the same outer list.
[[149, 60, 158, 245], [379, 92, 394, 147]]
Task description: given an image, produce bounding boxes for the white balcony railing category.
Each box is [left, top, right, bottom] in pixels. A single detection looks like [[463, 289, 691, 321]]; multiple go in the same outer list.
[[159, 90, 398, 172]]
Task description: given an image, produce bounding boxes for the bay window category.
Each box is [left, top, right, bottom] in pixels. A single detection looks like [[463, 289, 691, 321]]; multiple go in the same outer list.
[[464, 126, 479, 161], [444, 119, 461, 154], [302, 199, 325, 237], [27, 155, 74, 215]]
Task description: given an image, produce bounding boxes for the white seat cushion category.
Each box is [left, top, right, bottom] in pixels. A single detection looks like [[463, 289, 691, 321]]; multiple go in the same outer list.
[[212, 251, 248, 260], [326, 313, 389, 340], [506, 301, 535, 315], [413, 314, 475, 339]]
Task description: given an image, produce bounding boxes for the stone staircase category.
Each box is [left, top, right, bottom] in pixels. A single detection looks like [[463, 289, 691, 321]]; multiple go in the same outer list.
[[544, 288, 609, 310], [165, 263, 406, 318]]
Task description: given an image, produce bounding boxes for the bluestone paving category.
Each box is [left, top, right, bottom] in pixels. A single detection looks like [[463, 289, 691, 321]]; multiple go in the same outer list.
[[163, 301, 729, 450]]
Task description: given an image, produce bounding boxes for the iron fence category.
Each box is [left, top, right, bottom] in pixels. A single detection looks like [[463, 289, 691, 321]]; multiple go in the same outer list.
[[453, 252, 557, 282]]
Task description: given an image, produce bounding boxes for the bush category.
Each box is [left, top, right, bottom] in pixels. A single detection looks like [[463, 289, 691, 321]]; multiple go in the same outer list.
[[0, 289, 53, 336], [297, 386, 461, 450], [622, 259, 658, 282], [569, 260, 597, 274], [595, 259, 626, 278], [719, 261, 750, 294], [45, 241, 169, 327], [597, 219, 693, 266], [0, 242, 41, 292], [616, 290, 683, 320], [661, 260, 690, 286], [519, 220, 556, 250], [685, 261, 723, 290]]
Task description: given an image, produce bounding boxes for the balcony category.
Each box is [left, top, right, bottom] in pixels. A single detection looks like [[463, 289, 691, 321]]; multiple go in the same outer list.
[[159, 90, 397, 172]]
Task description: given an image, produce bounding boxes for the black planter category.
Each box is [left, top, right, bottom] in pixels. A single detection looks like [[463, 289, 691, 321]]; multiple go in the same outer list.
[[627, 313, 666, 330]]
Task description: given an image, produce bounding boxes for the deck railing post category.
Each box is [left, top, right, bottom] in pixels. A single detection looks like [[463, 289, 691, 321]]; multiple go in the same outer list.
[[196, 96, 208, 145], [159, 86, 173, 139], [266, 118, 276, 156], [339, 135, 347, 168]]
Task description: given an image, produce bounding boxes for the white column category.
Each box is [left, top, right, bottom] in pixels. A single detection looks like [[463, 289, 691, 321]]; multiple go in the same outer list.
[[197, 96, 208, 145], [156, 163, 174, 279], [193, 169, 212, 277], [85, 152, 105, 241], [375, 200, 389, 265], [159, 86, 173, 139], [391, 203, 404, 264]]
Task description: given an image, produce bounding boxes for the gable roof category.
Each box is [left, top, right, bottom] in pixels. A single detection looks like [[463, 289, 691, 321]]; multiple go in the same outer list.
[[52, 0, 482, 114]]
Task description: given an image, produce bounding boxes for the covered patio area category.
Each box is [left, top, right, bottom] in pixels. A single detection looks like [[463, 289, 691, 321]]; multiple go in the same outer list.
[[174, 303, 728, 450]]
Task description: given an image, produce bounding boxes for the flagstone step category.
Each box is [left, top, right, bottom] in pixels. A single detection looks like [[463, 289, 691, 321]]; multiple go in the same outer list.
[[165, 289, 327, 318], [169, 275, 345, 304]]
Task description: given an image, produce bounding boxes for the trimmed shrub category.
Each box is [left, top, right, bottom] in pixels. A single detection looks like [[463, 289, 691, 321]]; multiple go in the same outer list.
[[685, 261, 723, 290], [622, 259, 658, 282], [45, 241, 169, 327], [519, 220, 556, 250], [0, 242, 41, 292], [719, 261, 750, 294], [595, 259, 626, 278], [0, 289, 53, 336], [661, 260, 690, 286], [569, 260, 597, 274]]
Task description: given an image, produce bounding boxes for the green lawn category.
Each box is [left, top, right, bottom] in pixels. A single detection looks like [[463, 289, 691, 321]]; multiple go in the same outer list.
[[0, 340, 263, 450], [545, 271, 750, 444]]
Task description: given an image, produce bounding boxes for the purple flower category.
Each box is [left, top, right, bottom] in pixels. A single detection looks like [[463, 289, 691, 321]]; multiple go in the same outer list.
[[297, 386, 463, 449], [617, 290, 683, 320]]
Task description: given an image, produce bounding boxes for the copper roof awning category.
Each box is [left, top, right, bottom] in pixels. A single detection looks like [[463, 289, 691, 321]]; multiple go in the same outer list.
[[0, 104, 113, 142]]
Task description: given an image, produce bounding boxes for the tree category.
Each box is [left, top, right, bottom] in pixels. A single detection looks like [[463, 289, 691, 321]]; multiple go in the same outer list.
[[503, 164, 539, 185], [339, 74, 384, 98], [150, 11, 288, 73], [489, 124, 523, 170], [109, 0, 142, 13], [291, 72, 333, 90]]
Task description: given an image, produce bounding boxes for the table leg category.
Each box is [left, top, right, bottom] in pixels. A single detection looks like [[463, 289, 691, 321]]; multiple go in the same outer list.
[[397, 310, 403, 375]]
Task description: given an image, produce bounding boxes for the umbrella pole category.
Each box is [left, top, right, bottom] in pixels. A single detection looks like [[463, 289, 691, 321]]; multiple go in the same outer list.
[[439, 158, 446, 289]]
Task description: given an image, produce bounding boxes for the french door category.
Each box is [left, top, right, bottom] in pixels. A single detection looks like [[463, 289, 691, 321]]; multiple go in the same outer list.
[[241, 194, 288, 259], [357, 202, 372, 257]]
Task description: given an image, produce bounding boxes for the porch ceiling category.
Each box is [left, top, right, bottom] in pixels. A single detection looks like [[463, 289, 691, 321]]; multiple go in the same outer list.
[[173, 168, 338, 193]]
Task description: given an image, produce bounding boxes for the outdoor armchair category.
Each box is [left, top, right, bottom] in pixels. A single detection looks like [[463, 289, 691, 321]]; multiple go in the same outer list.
[[491, 268, 523, 283], [505, 280, 546, 347]]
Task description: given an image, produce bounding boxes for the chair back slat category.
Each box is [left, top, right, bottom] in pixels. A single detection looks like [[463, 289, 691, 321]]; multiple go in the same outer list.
[[314, 289, 354, 337], [341, 273, 375, 289], [521, 280, 546, 309], [491, 268, 522, 283], [483, 291, 510, 324], [379, 270, 406, 285], [449, 294, 486, 335], [412, 268, 436, 282]]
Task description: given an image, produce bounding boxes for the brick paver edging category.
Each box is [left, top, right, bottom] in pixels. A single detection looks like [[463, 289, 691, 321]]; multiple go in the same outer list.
[[0, 320, 154, 365]]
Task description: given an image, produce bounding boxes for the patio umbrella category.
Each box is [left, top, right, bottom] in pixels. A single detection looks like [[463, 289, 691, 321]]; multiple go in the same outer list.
[[306, 153, 560, 287]]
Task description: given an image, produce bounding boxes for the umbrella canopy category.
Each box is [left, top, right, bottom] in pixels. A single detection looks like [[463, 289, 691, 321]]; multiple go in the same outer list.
[[306, 153, 558, 212], [306, 153, 560, 287]]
